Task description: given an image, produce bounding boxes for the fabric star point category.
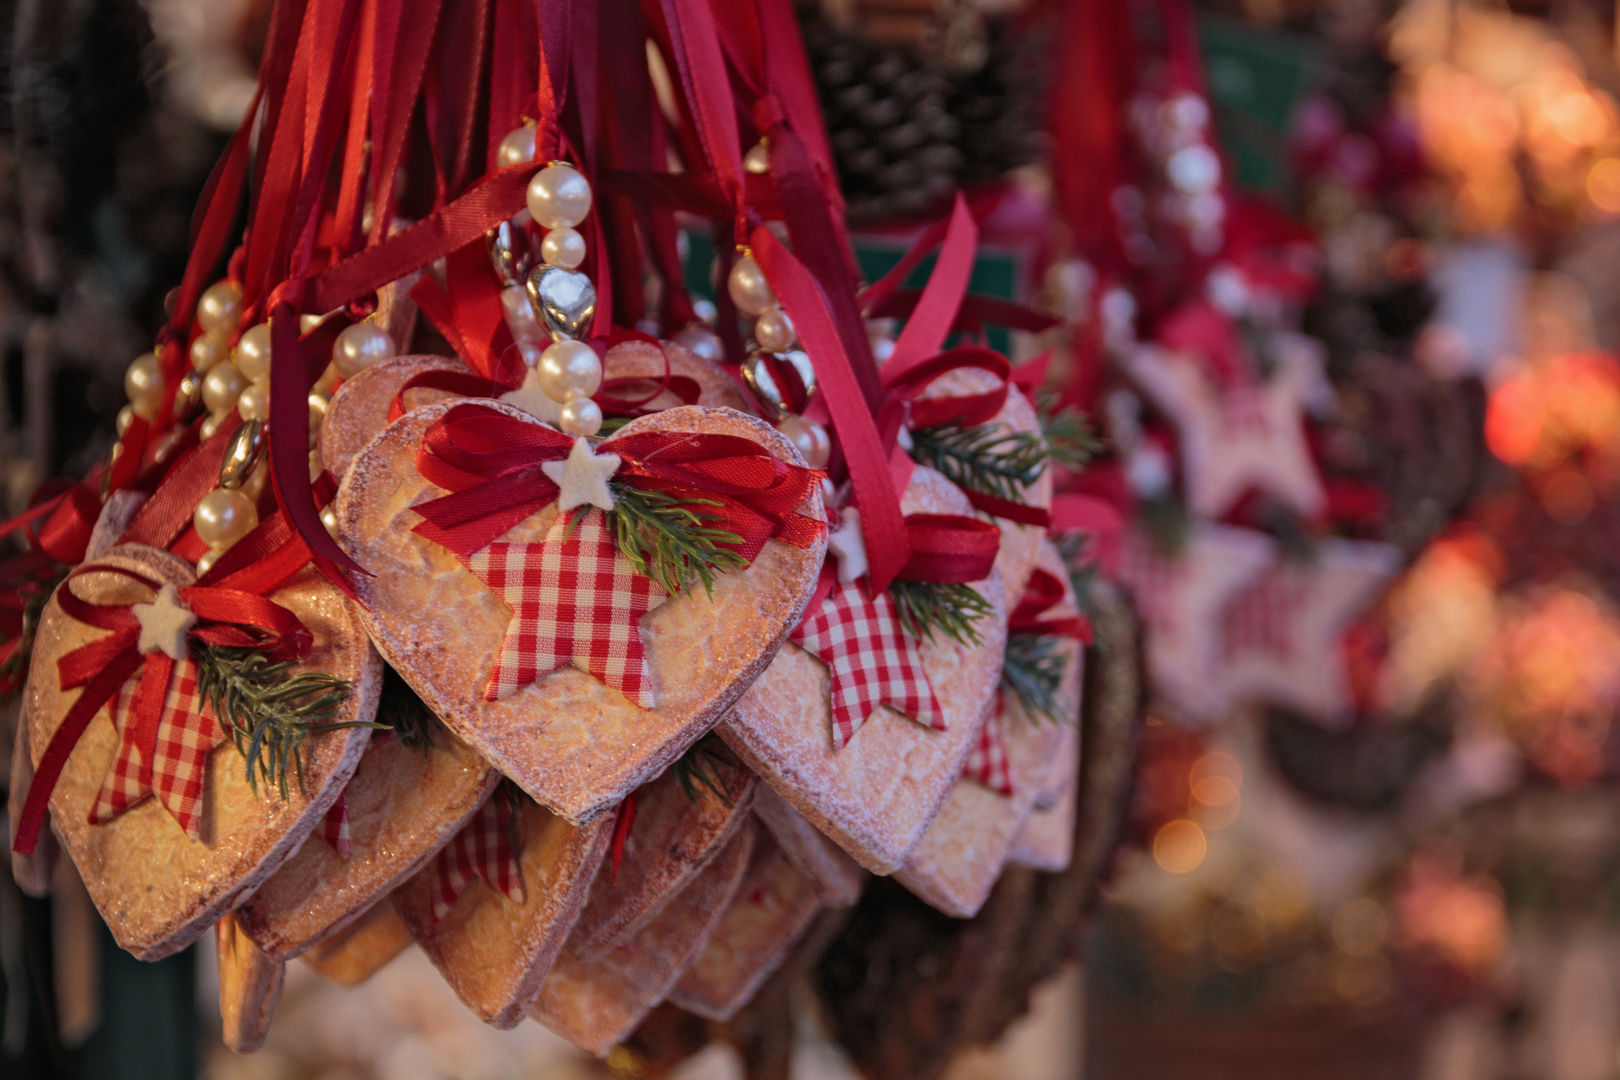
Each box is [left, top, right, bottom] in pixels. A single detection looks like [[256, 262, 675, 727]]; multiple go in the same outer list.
[[133, 583, 195, 662], [827, 506, 869, 585], [542, 437, 621, 513], [500, 366, 564, 425]]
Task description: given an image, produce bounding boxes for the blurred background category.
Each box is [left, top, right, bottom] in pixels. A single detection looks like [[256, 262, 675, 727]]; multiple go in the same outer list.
[[14, 0, 1620, 1077]]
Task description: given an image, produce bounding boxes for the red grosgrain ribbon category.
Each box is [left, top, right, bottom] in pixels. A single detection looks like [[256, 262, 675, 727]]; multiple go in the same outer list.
[[0, 478, 101, 565], [12, 560, 317, 854], [1049, 493, 1125, 578], [898, 514, 1000, 585], [610, 788, 637, 883], [883, 346, 1012, 430], [410, 402, 825, 562], [1009, 567, 1093, 643], [883, 194, 978, 382]]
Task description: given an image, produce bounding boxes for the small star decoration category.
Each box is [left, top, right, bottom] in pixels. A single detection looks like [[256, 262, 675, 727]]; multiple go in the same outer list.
[[827, 505, 869, 585], [500, 366, 564, 425], [133, 583, 195, 662], [542, 437, 621, 513]]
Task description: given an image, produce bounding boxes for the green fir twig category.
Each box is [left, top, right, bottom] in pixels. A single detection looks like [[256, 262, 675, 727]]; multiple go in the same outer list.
[[889, 580, 992, 646], [1000, 632, 1074, 726], [908, 423, 1047, 502], [193, 642, 373, 800], [672, 734, 737, 807], [1035, 391, 1103, 470], [1053, 532, 1099, 619], [607, 483, 747, 597]]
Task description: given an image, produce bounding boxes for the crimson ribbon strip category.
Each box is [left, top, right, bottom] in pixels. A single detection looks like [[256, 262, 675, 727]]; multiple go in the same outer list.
[[410, 402, 825, 562], [13, 554, 318, 855], [899, 513, 1000, 585], [1008, 567, 1093, 644]]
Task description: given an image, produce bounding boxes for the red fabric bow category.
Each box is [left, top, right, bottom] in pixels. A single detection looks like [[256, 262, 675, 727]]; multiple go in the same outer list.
[[1009, 567, 1093, 644]]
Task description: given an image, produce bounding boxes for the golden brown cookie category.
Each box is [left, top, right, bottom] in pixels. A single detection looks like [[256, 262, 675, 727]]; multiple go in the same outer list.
[[319, 355, 475, 479], [335, 402, 825, 825], [1007, 764, 1077, 872], [299, 898, 414, 987], [750, 784, 864, 908], [392, 796, 614, 1028], [531, 816, 757, 1055], [24, 546, 379, 959], [217, 913, 285, 1053], [720, 466, 1007, 874], [667, 836, 821, 1022], [600, 338, 751, 413], [569, 755, 756, 962]]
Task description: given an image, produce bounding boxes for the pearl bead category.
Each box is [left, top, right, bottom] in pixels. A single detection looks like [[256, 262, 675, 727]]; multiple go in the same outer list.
[[241, 460, 269, 502], [194, 488, 259, 548], [202, 362, 248, 414], [332, 321, 396, 378], [497, 126, 537, 167], [200, 412, 227, 441], [236, 382, 268, 421], [501, 284, 545, 344], [754, 307, 795, 352], [743, 140, 771, 174], [300, 312, 332, 334], [196, 280, 243, 333], [541, 227, 587, 269], [526, 164, 592, 229], [820, 476, 837, 507], [538, 339, 602, 402], [190, 329, 230, 372], [558, 396, 603, 437], [777, 415, 831, 469], [320, 505, 339, 539], [125, 353, 165, 420], [116, 404, 134, 436], [196, 547, 228, 577], [672, 324, 724, 362], [235, 322, 273, 383], [728, 255, 775, 316]]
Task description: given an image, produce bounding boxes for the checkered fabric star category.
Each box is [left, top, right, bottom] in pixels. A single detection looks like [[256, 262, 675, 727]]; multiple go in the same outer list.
[[430, 788, 525, 920], [791, 577, 943, 750], [89, 661, 224, 838], [962, 711, 1013, 796], [468, 508, 668, 707]]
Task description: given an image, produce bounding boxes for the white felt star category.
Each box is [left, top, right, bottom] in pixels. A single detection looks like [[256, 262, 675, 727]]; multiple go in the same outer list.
[[1218, 538, 1400, 727], [827, 506, 868, 585], [499, 366, 564, 425], [1115, 523, 1275, 722], [1123, 337, 1326, 520], [542, 438, 621, 513], [133, 583, 195, 662]]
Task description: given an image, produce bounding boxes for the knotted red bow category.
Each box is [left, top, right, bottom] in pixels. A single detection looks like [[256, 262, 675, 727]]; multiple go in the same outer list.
[[411, 401, 826, 561], [1009, 567, 1094, 644]]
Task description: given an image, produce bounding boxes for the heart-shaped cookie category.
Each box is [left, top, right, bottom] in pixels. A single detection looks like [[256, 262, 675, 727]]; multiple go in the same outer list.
[[335, 402, 825, 823], [666, 835, 821, 1022], [1007, 767, 1076, 871], [24, 544, 379, 958], [895, 542, 1084, 916], [217, 913, 284, 1052], [531, 816, 757, 1055], [234, 691, 499, 959], [300, 896, 414, 987], [751, 784, 865, 908], [570, 751, 756, 962], [392, 794, 614, 1027], [320, 354, 477, 478], [719, 466, 1007, 874]]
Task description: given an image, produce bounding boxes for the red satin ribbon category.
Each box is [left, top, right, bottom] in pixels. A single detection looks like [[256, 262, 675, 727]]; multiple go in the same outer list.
[[1008, 567, 1093, 643], [12, 553, 318, 855], [410, 402, 825, 563], [899, 513, 1000, 585]]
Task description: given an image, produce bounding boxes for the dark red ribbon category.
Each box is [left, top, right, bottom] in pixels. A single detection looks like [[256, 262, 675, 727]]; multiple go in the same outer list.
[[1008, 567, 1093, 643], [898, 513, 1000, 585]]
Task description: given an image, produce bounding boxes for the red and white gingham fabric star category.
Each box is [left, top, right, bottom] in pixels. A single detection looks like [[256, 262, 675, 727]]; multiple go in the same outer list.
[[468, 508, 668, 707], [962, 711, 1013, 796], [89, 661, 223, 838], [430, 787, 525, 920], [791, 577, 944, 750]]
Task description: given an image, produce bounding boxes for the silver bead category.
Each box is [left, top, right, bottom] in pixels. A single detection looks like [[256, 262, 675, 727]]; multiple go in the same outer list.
[[219, 419, 266, 489], [487, 218, 536, 287], [525, 265, 597, 340], [741, 348, 816, 420]]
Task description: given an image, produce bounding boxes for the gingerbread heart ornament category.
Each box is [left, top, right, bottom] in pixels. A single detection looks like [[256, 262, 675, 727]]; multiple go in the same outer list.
[[23, 545, 380, 959], [334, 401, 825, 823], [720, 466, 1008, 874]]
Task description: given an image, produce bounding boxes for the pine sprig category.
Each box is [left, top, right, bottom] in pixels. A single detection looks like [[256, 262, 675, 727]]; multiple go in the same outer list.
[[889, 580, 992, 646], [607, 483, 747, 597], [1000, 632, 1074, 725], [1036, 392, 1103, 470], [193, 643, 373, 800], [672, 734, 737, 807], [1053, 531, 1099, 618], [379, 664, 436, 752], [908, 422, 1047, 502]]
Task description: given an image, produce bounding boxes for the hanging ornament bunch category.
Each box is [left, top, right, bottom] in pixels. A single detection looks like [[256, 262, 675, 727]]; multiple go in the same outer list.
[[4, 0, 1132, 1069]]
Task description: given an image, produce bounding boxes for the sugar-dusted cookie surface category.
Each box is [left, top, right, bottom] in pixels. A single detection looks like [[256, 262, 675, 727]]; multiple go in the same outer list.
[[236, 711, 499, 959], [1007, 770, 1076, 871], [25, 546, 379, 959], [720, 466, 1007, 874], [569, 755, 756, 962], [896, 544, 1084, 916], [217, 913, 285, 1053], [667, 836, 821, 1022], [751, 784, 864, 908], [300, 897, 414, 987], [600, 338, 751, 413], [393, 796, 614, 1028], [336, 402, 825, 824], [319, 354, 476, 479], [532, 817, 757, 1055]]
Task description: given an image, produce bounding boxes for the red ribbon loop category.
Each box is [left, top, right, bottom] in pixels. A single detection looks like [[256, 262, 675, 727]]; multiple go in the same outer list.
[[1009, 567, 1093, 643], [898, 513, 1000, 584]]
